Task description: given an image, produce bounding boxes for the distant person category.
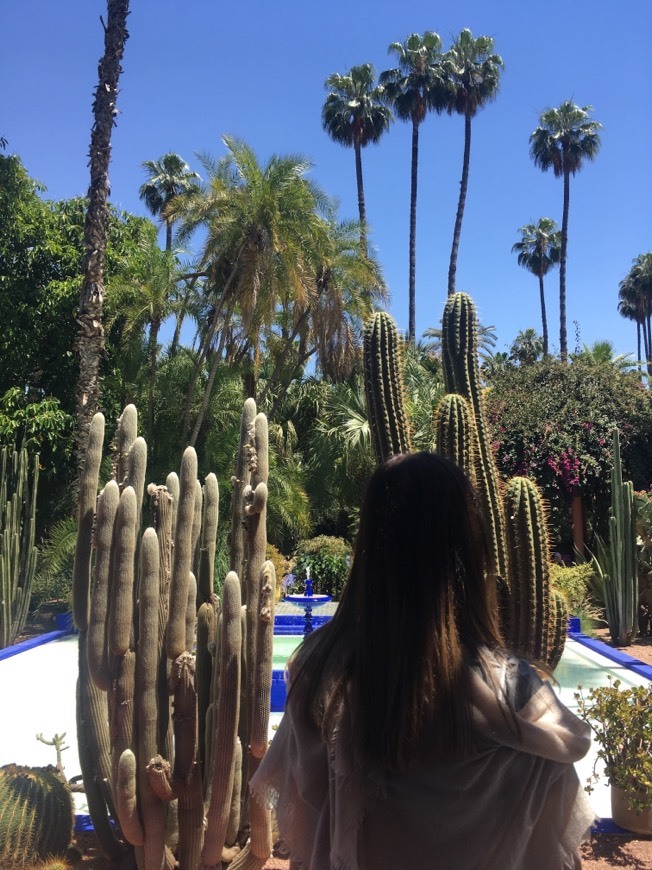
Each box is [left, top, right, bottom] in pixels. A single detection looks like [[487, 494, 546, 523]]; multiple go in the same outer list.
[[252, 452, 594, 869]]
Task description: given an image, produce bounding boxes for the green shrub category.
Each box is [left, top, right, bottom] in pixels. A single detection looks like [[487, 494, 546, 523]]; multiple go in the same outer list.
[[550, 562, 602, 633], [294, 536, 352, 600], [550, 563, 595, 614]]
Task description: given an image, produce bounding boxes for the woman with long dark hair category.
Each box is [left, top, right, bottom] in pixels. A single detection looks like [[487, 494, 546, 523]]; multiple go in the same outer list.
[[251, 453, 594, 869]]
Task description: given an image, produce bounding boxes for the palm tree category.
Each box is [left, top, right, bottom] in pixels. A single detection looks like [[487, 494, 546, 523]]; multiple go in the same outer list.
[[509, 328, 544, 365], [443, 29, 503, 296], [75, 0, 130, 476], [529, 102, 602, 361], [171, 136, 331, 445], [322, 64, 393, 254], [618, 253, 652, 375], [511, 218, 561, 356], [380, 32, 448, 342], [106, 239, 181, 446], [139, 153, 199, 251], [571, 340, 635, 372]]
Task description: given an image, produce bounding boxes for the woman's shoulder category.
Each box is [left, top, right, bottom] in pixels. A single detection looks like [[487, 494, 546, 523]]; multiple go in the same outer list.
[[472, 646, 542, 710]]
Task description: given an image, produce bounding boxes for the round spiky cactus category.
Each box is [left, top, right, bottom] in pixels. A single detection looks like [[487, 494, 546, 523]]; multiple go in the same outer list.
[[0, 764, 73, 865]]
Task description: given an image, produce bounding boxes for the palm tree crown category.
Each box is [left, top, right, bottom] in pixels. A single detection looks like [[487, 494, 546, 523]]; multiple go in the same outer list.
[[443, 30, 503, 295], [511, 217, 561, 356], [139, 153, 200, 251], [618, 252, 652, 375], [529, 102, 602, 361], [380, 32, 448, 342], [322, 64, 392, 253]]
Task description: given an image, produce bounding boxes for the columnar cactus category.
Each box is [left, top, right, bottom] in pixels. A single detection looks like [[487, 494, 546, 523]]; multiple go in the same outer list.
[[363, 311, 412, 463], [0, 764, 73, 864], [592, 428, 638, 646], [441, 293, 508, 580], [0, 445, 39, 649], [364, 295, 568, 671], [72, 401, 275, 869]]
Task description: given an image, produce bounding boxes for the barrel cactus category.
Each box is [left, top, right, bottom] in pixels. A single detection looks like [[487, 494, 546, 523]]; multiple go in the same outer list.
[[0, 764, 73, 865]]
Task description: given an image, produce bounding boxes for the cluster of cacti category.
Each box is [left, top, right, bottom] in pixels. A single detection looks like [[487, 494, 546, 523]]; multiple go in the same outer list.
[[0, 445, 39, 649], [72, 400, 275, 869], [363, 294, 567, 669], [0, 764, 73, 865], [590, 428, 638, 646]]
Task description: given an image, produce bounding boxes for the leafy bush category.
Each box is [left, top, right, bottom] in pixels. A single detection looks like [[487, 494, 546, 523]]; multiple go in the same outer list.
[[550, 563, 596, 614], [294, 535, 352, 600], [550, 562, 602, 633], [30, 517, 76, 612]]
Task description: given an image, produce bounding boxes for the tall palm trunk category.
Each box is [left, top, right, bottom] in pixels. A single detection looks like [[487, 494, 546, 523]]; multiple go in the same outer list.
[[354, 136, 367, 256], [636, 321, 642, 376], [408, 119, 419, 342], [538, 272, 549, 356], [447, 108, 472, 296], [75, 0, 130, 471], [165, 218, 172, 252], [559, 165, 570, 361]]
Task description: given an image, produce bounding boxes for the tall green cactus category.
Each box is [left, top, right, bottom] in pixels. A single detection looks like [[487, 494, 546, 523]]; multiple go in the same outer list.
[[0, 764, 73, 865], [0, 445, 39, 649], [73, 401, 275, 869], [364, 295, 567, 671], [363, 311, 412, 463], [441, 293, 508, 580], [591, 428, 638, 646]]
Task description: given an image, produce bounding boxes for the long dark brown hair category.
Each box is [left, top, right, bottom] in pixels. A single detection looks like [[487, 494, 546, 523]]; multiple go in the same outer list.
[[289, 452, 504, 771]]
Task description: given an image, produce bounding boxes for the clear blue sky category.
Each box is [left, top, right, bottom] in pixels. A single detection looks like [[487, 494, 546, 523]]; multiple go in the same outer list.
[[2, 0, 650, 357]]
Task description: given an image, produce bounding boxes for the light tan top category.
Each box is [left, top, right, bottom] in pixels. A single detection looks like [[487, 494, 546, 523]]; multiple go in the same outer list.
[[250, 648, 595, 870]]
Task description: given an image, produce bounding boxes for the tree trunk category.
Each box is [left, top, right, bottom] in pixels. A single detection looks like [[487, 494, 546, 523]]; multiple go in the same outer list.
[[559, 165, 570, 362], [354, 137, 367, 256], [571, 494, 585, 557], [447, 108, 472, 296], [165, 218, 172, 253], [75, 0, 130, 473], [636, 321, 642, 376], [408, 119, 419, 342], [538, 272, 549, 357]]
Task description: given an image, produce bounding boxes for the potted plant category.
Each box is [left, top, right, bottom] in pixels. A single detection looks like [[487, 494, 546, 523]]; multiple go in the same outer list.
[[575, 678, 652, 834]]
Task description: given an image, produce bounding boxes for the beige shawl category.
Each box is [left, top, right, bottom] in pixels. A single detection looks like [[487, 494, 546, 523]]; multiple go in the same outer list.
[[250, 649, 595, 870]]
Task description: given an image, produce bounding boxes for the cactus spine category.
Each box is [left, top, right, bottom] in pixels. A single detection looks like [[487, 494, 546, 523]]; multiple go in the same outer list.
[[0, 445, 39, 649], [72, 400, 275, 869], [363, 311, 412, 463], [0, 764, 73, 865]]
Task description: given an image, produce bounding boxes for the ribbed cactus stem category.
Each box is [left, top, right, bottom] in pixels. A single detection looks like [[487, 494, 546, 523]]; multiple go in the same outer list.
[[230, 398, 256, 580], [114, 404, 137, 486], [602, 427, 638, 645], [504, 477, 552, 664], [87, 480, 120, 690], [363, 311, 412, 463], [0, 445, 39, 648], [198, 474, 219, 604], [136, 527, 169, 870], [433, 393, 477, 486], [116, 750, 144, 846], [167, 447, 198, 660], [73, 412, 104, 630], [441, 293, 508, 580], [200, 571, 242, 869]]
